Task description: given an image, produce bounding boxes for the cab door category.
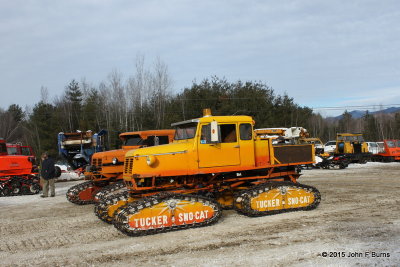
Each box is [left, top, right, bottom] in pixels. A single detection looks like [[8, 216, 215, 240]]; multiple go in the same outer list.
[[198, 123, 241, 168]]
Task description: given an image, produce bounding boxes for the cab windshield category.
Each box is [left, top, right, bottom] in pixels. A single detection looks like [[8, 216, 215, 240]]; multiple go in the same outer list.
[[7, 147, 18, 155], [386, 141, 396, 148], [174, 122, 198, 140], [123, 135, 144, 146]]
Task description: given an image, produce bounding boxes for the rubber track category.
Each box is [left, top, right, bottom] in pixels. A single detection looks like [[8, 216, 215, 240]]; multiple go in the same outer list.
[[234, 181, 321, 217], [113, 193, 222, 237], [93, 180, 126, 203], [0, 176, 40, 197], [94, 190, 130, 224], [66, 181, 96, 205]]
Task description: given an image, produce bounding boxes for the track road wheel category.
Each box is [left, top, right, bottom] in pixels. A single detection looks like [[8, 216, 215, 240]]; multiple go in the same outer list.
[[66, 181, 101, 205], [12, 186, 21, 195], [94, 191, 130, 224], [234, 181, 321, 217], [113, 193, 222, 237], [10, 178, 22, 195], [93, 180, 126, 203], [30, 183, 41, 194], [1, 186, 11, 196]]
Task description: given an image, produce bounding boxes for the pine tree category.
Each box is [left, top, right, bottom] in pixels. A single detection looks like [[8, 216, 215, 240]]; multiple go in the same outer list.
[[338, 111, 353, 133], [7, 104, 24, 122], [28, 101, 58, 157], [65, 79, 83, 131], [363, 111, 379, 141]]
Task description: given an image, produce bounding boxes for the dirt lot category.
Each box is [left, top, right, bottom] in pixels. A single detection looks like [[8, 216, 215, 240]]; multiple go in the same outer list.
[[1, 162, 399, 266]]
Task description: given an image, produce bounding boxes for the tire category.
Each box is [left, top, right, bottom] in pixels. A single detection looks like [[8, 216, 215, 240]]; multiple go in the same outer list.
[[54, 166, 62, 178]]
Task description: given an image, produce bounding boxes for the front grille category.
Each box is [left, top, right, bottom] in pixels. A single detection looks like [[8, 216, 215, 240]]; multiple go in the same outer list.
[[92, 158, 102, 167], [124, 158, 134, 174]]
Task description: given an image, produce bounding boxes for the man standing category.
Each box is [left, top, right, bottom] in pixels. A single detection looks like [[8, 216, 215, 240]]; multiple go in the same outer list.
[[40, 152, 56, 197]]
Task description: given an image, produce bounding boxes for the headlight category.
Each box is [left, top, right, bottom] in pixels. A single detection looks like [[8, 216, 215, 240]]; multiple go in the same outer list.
[[112, 157, 118, 165], [146, 155, 157, 166]]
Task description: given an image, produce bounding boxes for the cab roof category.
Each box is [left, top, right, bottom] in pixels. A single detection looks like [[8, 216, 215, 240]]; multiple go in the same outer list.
[[171, 115, 253, 127], [337, 133, 363, 136], [119, 129, 175, 139]]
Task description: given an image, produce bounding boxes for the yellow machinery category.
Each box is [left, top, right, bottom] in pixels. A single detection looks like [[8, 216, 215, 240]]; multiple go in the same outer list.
[[96, 109, 321, 236], [335, 133, 370, 163]]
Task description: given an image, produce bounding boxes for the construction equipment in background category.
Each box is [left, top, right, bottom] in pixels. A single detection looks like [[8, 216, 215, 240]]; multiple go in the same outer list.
[[0, 138, 41, 196], [255, 127, 325, 155], [96, 109, 321, 236], [57, 130, 107, 173], [297, 138, 349, 169], [67, 130, 175, 205], [255, 128, 326, 166], [334, 133, 371, 163], [254, 127, 309, 144], [372, 140, 400, 162]]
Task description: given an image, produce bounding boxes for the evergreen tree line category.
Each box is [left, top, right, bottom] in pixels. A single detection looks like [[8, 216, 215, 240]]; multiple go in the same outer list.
[[1, 59, 399, 159]]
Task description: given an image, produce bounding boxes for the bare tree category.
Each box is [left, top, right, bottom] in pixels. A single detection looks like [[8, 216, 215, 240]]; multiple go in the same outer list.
[[150, 57, 172, 128]]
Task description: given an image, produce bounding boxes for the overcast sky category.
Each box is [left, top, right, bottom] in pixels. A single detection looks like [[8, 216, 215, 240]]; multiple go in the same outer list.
[[1, 0, 399, 116]]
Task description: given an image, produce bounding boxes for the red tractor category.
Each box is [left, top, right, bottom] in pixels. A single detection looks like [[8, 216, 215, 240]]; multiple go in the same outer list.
[[0, 138, 41, 196]]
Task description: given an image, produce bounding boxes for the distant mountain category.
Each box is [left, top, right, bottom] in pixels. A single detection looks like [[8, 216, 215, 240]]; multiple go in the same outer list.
[[330, 107, 400, 120]]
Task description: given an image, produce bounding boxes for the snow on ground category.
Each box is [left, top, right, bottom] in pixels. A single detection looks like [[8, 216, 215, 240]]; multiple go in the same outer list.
[[0, 162, 399, 266]]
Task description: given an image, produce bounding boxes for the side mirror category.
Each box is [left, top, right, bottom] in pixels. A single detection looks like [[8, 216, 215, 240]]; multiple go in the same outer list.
[[210, 120, 220, 143]]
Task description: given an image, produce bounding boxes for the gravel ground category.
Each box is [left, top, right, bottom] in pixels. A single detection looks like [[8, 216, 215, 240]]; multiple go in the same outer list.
[[1, 162, 399, 266]]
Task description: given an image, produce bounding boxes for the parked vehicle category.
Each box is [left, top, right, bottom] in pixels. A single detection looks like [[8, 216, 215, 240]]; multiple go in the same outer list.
[[371, 140, 400, 162], [366, 142, 379, 154], [97, 109, 321, 236], [324, 141, 336, 154], [58, 130, 107, 172], [0, 138, 41, 196], [334, 133, 371, 163], [377, 142, 385, 153]]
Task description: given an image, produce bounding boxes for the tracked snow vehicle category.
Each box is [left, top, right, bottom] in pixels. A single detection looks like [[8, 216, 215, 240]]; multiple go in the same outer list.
[[334, 133, 371, 163], [67, 130, 175, 205], [97, 110, 321, 236], [0, 138, 41, 196], [372, 140, 400, 162]]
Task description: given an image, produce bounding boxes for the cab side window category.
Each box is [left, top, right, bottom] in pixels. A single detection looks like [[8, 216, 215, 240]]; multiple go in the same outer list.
[[200, 124, 211, 144], [240, 123, 252, 140], [157, 136, 170, 145], [220, 124, 237, 143], [200, 123, 237, 143]]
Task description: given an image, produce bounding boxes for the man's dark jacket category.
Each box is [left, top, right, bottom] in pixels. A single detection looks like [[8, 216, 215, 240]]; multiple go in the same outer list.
[[41, 157, 56, 180]]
